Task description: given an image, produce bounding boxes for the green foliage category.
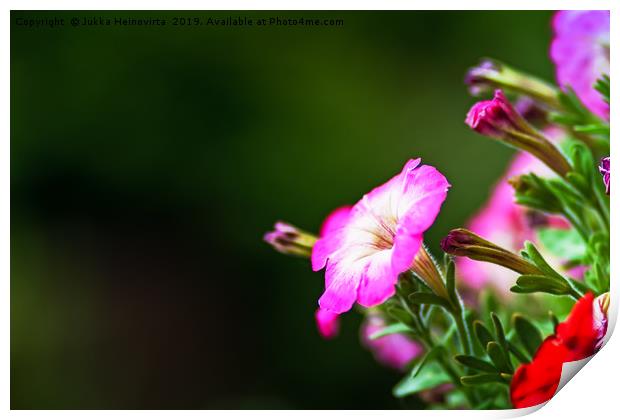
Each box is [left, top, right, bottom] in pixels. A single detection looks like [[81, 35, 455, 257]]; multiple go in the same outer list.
[[454, 355, 497, 373], [369, 323, 413, 340], [512, 314, 543, 358], [537, 228, 586, 261], [461, 373, 505, 386], [393, 362, 451, 398], [474, 321, 494, 350], [595, 74, 610, 104], [409, 292, 451, 308]]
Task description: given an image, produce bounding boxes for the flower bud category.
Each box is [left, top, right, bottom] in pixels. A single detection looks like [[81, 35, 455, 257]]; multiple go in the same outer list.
[[465, 90, 571, 177], [599, 156, 610, 194], [263, 221, 317, 257], [441, 228, 542, 276], [465, 59, 561, 109], [593, 292, 609, 349]]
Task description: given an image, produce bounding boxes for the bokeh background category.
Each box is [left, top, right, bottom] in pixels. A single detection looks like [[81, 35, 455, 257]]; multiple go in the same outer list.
[[11, 10, 555, 409]]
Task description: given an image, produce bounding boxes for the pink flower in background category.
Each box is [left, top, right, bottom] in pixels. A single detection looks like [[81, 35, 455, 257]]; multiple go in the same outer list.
[[312, 159, 450, 314], [458, 151, 567, 292], [315, 308, 340, 339], [551, 10, 610, 119], [361, 316, 423, 371]]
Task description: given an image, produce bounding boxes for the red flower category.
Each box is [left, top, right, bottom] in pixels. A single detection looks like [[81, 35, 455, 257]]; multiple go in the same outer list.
[[510, 293, 608, 408]]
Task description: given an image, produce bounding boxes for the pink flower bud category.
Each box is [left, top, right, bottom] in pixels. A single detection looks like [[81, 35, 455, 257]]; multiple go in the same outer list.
[[599, 156, 610, 194], [263, 221, 317, 257], [465, 90, 571, 177], [465, 90, 523, 139]]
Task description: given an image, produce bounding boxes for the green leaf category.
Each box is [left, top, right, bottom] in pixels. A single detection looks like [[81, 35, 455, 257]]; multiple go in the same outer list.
[[408, 292, 451, 308], [510, 285, 528, 294], [387, 307, 414, 326], [393, 361, 450, 398], [548, 311, 559, 330], [507, 341, 530, 364], [454, 355, 497, 373], [491, 313, 507, 352], [537, 228, 586, 261], [513, 314, 543, 358], [573, 124, 610, 135], [369, 323, 413, 340], [445, 258, 458, 307], [409, 345, 445, 378], [486, 342, 513, 373], [595, 74, 610, 104], [460, 373, 504, 386], [523, 242, 563, 280], [474, 321, 494, 349], [516, 274, 571, 295]]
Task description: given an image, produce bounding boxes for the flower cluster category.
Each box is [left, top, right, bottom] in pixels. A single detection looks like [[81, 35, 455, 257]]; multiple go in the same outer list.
[[264, 10, 610, 410]]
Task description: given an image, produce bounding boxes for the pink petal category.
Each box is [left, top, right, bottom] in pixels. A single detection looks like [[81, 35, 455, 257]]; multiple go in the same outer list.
[[356, 250, 398, 308], [396, 164, 451, 236], [319, 206, 352, 237], [318, 258, 361, 314], [315, 307, 340, 339], [311, 206, 352, 271], [391, 230, 423, 276]]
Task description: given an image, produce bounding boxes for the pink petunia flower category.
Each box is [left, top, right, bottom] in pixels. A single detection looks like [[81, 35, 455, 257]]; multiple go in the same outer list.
[[551, 11, 610, 119], [312, 159, 450, 314], [361, 315, 423, 371], [315, 308, 340, 340], [458, 151, 569, 292]]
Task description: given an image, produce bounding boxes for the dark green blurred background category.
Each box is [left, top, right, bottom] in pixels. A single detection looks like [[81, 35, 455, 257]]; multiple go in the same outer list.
[[11, 10, 555, 409]]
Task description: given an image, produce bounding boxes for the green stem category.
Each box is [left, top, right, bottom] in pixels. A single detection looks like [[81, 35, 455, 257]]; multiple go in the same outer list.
[[593, 187, 610, 233], [452, 307, 474, 357], [396, 294, 477, 408]]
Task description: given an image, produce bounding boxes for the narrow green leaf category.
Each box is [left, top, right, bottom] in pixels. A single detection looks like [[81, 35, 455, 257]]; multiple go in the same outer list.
[[507, 341, 530, 364], [408, 292, 451, 308], [510, 285, 529, 294], [393, 361, 450, 397], [445, 258, 458, 307], [474, 321, 494, 349], [516, 274, 571, 295], [410, 346, 445, 378], [387, 307, 414, 326], [369, 323, 413, 340], [548, 311, 559, 330], [513, 314, 543, 358], [523, 242, 564, 279], [486, 342, 513, 374], [454, 355, 497, 373], [491, 313, 507, 352], [460, 373, 504, 386]]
